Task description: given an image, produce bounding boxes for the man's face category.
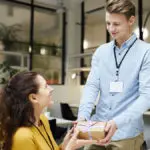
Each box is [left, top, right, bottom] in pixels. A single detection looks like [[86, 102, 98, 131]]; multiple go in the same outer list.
[[106, 12, 135, 41]]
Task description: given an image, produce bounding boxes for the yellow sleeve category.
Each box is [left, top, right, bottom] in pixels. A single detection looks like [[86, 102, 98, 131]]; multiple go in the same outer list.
[[59, 144, 63, 150], [12, 127, 36, 150]]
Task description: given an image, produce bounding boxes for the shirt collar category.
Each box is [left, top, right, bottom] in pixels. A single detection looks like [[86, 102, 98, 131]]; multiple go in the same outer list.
[[112, 33, 137, 50]]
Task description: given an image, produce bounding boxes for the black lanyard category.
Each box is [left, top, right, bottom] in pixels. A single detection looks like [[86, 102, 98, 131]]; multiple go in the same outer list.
[[113, 38, 137, 79], [33, 121, 54, 150]]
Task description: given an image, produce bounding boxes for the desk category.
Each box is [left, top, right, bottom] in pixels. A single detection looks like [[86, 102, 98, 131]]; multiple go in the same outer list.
[[44, 112, 73, 130]]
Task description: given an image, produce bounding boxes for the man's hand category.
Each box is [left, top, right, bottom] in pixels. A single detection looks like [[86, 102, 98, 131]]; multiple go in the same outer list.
[[98, 120, 117, 145]]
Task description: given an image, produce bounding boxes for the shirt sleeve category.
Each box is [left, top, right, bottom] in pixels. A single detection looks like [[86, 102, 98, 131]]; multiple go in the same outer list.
[[113, 48, 150, 129], [78, 48, 101, 120], [12, 128, 36, 150]]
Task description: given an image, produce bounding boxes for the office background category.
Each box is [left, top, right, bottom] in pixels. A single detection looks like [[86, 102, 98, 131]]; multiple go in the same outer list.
[[0, 0, 150, 105]]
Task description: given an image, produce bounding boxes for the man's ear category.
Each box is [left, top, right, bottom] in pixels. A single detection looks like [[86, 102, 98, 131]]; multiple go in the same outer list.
[[129, 16, 135, 26], [28, 93, 38, 104]]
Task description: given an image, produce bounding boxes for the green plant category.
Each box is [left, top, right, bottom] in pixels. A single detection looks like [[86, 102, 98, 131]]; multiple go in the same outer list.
[[0, 23, 22, 50], [0, 61, 19, 84], [53, 71, 59, 80], [45, 72, 53, 84], [46, 72, 52, 80]]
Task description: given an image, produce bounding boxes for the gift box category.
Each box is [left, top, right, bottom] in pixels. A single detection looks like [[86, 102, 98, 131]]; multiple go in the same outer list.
[[76, 121, 106, 140]]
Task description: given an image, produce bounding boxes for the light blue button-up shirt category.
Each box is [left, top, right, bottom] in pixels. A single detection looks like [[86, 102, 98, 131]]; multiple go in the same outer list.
[[78, 34, 150, 140]]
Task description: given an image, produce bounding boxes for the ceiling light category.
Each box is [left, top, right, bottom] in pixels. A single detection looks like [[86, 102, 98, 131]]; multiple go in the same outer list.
[[84, 40, 89, 49], [71, 73, 77, 79], [40, 48, 47, 55]]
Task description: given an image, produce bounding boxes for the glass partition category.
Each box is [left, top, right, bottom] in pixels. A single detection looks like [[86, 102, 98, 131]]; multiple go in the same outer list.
[[81, 0, 106, 84], [0, 1, 30, 68], [33, 8, 63, 84], [143, 0, 150, 42], [0, 0, 64, 85]]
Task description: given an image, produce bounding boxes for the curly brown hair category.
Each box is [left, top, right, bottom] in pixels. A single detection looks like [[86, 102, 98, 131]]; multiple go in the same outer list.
[[0, 71, 40, 150]]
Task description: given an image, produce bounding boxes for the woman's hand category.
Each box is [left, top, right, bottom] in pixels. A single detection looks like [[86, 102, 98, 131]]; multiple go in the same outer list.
[[61, 121, 78, 150], [61, 128, 74, 150], [65, 129, 98, 150]]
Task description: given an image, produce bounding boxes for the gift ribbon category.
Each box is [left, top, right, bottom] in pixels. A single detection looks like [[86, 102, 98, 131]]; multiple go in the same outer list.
[[78, 121, 105, 140]]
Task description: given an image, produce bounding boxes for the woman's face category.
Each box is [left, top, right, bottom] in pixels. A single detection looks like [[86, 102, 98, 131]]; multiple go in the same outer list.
[[35, 75, 54, 109]]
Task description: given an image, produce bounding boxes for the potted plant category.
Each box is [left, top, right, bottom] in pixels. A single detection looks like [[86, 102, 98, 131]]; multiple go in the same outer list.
[[53, 71, 59, 84], [46, 72, 54, 84], [0, 61, 19, 87], [0, 22, 22, 51]]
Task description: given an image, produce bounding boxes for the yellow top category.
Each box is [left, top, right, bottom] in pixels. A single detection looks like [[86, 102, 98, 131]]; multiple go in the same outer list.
[[12, 115, 60, 150]]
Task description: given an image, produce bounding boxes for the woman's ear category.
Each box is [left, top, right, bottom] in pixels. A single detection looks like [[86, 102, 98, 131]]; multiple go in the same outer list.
[[28, 93, 38, 104]]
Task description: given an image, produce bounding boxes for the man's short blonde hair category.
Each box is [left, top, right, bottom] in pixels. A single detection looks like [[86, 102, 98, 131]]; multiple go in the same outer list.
[[106, 0, 136, 19]]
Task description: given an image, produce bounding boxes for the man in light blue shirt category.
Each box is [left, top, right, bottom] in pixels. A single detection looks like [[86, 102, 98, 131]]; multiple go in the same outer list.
[[78, 0, 150, 149]]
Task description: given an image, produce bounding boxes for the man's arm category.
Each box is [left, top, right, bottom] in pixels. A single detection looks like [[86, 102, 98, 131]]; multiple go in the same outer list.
[[78, 49, 101, 120], [100, 48, 150, 144], [113, 48, 150, 128]]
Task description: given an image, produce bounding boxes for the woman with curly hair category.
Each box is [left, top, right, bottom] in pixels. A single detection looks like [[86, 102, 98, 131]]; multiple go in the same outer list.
[[0, 71, 97, 150]]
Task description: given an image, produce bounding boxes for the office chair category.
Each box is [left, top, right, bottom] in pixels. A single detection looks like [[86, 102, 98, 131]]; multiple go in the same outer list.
[[143, 112, 150, 150], [48, 119, 67, 140], [60, 102, 77, 121]]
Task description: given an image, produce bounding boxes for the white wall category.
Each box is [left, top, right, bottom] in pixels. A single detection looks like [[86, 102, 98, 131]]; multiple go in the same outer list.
[[85, 23, 106, 48], [52, 85, 83, 105]]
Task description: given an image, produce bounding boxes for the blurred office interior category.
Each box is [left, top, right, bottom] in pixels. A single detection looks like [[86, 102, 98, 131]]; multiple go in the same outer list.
[[0, 0, 149, 110], [1, 0, 150, 148]]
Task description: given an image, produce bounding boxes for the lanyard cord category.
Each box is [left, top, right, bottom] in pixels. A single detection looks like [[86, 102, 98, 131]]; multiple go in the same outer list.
[[32, 121, 54, 150], [41, 121, 54, 150], [113, 38, 137, 74]]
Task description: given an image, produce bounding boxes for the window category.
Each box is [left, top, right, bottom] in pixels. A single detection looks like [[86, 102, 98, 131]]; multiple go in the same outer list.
[[81, 0, 106, 84], [0, 1, 30, 69], [0, 0, 65, 85], [33, 8, 63, 84], [143, 0, 150, 42]]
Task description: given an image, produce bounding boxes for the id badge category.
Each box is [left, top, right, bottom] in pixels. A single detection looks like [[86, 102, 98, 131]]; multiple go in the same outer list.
[[109, 81, 123, 93]]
